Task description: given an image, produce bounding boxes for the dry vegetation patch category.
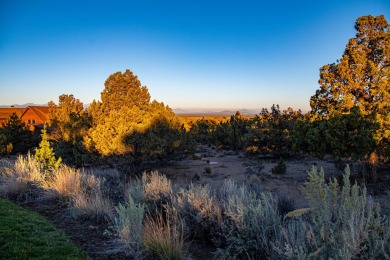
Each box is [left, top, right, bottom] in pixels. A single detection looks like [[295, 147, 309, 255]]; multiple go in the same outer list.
[[1, 146, 390, 259]]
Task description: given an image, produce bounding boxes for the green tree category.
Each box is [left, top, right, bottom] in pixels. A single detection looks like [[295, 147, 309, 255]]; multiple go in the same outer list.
[[213, 111, 250, 150], [35, 127, 62, 170], [0, 113, 32, 154], [188, 118, 217, 144], [101, 69, 151, 116], [0, 133, 12, 155], [292, 107, 378, 160], [310, 15, 390, 159], [85, 70, 185, 163], [125, 116, 186, 161], [48, 94, 91, 166], [48, 94, 88, 142], [245, 105, 302, 157]]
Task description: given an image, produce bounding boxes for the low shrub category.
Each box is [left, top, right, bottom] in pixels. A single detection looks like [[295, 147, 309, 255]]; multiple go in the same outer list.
[[215, 180, 281, 259], [112, 196, 145, 256], [142, 171, 173, 212], [271, 159, 287, 174], [204, 166, 213, 174], [123, 178, 144, 205], [174, 183, 222, 240], [274, 166, 390, 259], [277, 196, 296, 217]]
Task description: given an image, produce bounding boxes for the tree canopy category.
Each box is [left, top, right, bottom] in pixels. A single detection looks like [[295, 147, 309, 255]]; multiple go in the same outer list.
[[85, 69, 184, 160], [101, 69, 151, 114], [310, 15, 389, 158], [48, 94, 88, 143]]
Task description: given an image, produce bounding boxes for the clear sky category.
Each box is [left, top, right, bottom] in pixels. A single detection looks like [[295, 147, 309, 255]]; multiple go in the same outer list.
[[0, 0, 389, 112]]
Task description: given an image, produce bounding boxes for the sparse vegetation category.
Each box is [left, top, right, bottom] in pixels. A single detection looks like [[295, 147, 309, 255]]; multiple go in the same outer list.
[[1, 148, 390, 259], [44, 165, 82, 201], [0, 154, 44, 199]]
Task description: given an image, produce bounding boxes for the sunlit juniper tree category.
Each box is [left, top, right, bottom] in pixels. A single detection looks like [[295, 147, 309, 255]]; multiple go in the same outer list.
[[85, 69, 185, 163], [309, 15, 389, 160]]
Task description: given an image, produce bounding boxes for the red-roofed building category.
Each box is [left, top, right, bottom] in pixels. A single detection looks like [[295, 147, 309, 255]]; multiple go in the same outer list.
[[0, 106, 50, 131]]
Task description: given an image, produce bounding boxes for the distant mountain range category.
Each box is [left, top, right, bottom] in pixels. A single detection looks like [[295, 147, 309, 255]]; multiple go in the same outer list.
[[0, 103, 47, 108], [1, 103, 90, 109], [173, 108, 259, 116]]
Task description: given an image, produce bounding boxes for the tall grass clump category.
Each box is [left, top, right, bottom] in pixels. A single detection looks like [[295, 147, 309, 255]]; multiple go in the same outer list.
[[275, 166, 390, 259], [0, 154, 44, 198], [112, 196, 145, 256], [215, 179, 281, 259], [12, 153, 44, 182], [70, 174, 113, 223], [143, 209, 186, 260], [44, 165, 82, 201]]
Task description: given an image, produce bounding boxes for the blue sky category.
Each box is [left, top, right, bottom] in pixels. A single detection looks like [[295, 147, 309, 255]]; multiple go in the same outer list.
[[0, 0, 389, 112]]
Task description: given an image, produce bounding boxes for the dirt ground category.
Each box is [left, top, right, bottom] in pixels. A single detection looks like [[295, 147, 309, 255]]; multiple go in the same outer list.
[[158, 145, 390, 212], [11, 146, 390, 259]]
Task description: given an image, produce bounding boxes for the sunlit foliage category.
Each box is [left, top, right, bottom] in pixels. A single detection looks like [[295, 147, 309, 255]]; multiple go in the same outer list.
[[48, 94, 91, 166], [48, 94, 89, 143], [310, 15, 390, 160], [35, 127, 62, 170], [85, 69, 186, 162]]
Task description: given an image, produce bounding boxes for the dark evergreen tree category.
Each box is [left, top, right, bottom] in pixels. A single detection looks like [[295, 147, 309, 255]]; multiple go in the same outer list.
[[0, 113, 32, 154]]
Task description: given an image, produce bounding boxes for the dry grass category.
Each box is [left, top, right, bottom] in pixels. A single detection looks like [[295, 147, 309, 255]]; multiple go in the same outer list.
[[70, 174, 113, 223], [143, 209, 186, 260], [0, 172, 30, 198], [0, 154, 44, 198], [0, 154, 114, 222], [44, 166, 82, 201]]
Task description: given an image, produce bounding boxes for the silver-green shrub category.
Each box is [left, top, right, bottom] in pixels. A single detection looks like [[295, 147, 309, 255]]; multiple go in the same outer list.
[[216, 179, 281, 259], [275, 166, 390, 259], [113, 196, 145, 255]]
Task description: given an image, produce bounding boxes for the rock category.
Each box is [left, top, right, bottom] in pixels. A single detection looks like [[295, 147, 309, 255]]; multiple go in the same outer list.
[[193, 153, 202, 160]]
